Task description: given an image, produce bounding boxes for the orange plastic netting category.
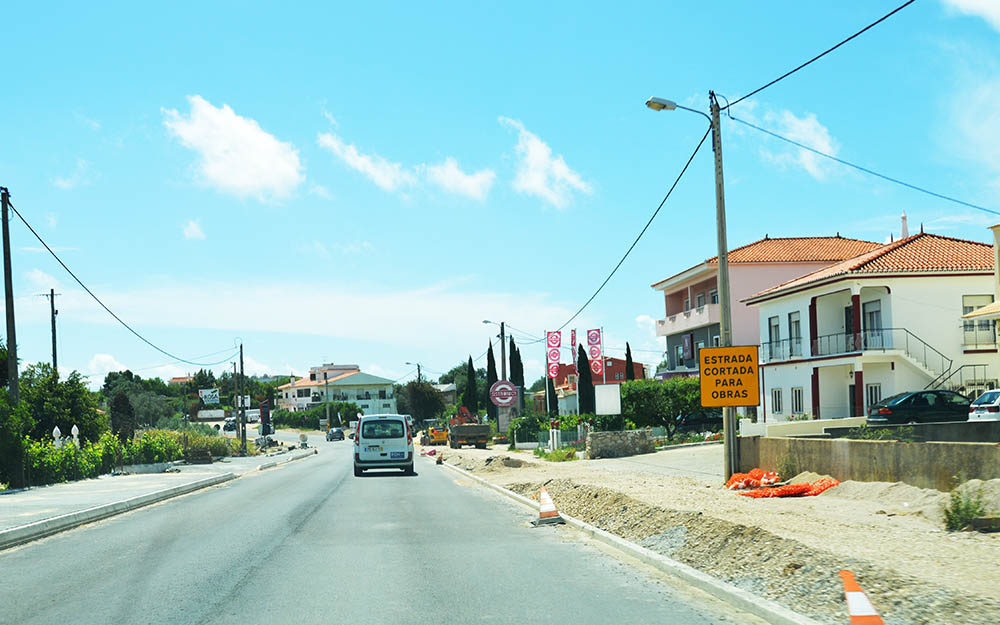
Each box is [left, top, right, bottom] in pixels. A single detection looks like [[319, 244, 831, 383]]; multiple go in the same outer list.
[[727, 467, 839, 498]]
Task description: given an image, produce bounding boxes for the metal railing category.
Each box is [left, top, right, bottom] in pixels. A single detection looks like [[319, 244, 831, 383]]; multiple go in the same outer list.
[[925, 364, 995, 397], [760, 338, 803, 363], [812, 328, 952, 378]]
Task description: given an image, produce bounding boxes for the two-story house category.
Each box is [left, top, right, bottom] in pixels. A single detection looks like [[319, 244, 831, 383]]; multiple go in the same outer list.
[[650, 235, 883, 381], [744, 231, 998, 422], [277, 364, 397, 415]]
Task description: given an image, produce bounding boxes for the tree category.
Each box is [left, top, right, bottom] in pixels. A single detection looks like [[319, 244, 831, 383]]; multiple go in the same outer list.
[[621, 377, 701, 441], [462, 356, 479, 414], [546, 376, 557, 416], [110, 391, 135, 443], [625, 343, 636, 381], [485, 343, 498, 423], [577, 345, 595, 414], [0, 388, 31, 487], [528, 376, 546, 393], [403, 380, 446, 422], [21, 364, 105, 443]]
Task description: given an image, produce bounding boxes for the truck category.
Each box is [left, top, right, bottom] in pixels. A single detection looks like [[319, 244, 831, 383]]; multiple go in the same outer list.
[[447, 407, 490, 449]]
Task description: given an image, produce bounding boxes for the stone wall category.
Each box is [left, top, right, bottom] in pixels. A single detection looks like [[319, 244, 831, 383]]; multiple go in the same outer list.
[[586, 429, 655, 459]]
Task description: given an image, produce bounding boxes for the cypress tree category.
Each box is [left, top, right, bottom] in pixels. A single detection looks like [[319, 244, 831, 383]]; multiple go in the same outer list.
[[577, 344, 595, 414], [625, 342, 636, 381], [464, 356, 479, 414], [546, 376, 558, 416], [485, 343, 498, 422]]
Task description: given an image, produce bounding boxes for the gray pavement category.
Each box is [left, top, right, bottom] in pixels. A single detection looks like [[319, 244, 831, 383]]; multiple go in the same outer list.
[[0, 439, 753, 625]]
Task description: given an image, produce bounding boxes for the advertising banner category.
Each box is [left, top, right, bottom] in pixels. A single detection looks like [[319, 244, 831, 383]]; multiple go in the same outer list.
[[198, 388, 220, 405]]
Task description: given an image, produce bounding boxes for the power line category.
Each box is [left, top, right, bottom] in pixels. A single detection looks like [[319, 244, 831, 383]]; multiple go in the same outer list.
[[728, 114, 1000, 217], [7, 200, 245, 366], [724, 0, 916, 110]]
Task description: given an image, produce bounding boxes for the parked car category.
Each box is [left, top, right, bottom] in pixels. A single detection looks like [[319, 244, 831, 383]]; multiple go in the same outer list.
[[676, 408, 722, 433], [969, 389, 1000, 421], [353, 414, 413, 476], [867, 390, 970, 424], [223, 417, 237, 432], [326, 427, 345, 441]]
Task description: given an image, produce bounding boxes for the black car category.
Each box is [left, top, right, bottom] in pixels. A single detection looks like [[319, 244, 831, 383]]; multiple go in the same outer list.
[[676, 408, 723, 433], [326, 427, 345, 441], [867, 390, 970, 424], [223, 419, 237, 432]]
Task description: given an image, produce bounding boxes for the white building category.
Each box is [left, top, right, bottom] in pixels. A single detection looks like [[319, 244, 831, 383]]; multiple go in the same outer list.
[[277, 364, 397, 415], [744, 231, 997, 422]]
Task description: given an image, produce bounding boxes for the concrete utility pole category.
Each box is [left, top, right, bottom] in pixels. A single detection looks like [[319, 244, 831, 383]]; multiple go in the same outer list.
[[709, 91, 739, 479], [239, 343, 246, 455], [324, 371, 330, 427], [1, 187, 18, 402], [500, 322, 507, 381], [39, 289, 59, 375]]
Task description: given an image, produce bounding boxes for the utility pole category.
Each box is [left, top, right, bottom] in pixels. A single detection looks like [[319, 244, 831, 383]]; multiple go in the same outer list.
[[709, 91, 738, 479], [39, 289, 59, 375], [239, 343, 246, 455], [416, 363, 421, 383], [324, 371, 330, 428], [1, 187, 18, 402], [499, 322, 507, 381]]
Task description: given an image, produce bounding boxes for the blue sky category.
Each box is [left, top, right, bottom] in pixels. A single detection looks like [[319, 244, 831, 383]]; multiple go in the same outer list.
[[3, 1, 1000, 388]]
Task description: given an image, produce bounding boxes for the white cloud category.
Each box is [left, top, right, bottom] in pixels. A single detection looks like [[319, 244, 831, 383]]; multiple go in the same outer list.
[[944, 0, 1000, 31], [163, 95, 304, 200], [311, 241, 330, 258], [183, 219, 206, 240], [26, 268, 60, 290], [47, 214, 58, 228], [317, 132, 416, 192], [339, 240, 373, 255], [52, 158, 93, 190], [241, 355, 272, 377], [87, 353, 127, 386], [309, 184, 332, 199], [950, 78, 1000, 193], [760, 110, 839, 180], [635, 314, 658, 339], [498, 117, 591, 208], [425, 157, 496, 201]]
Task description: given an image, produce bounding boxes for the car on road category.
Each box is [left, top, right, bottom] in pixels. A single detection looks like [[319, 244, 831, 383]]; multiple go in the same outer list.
[[326, 427, 345, 441], [867, 390, 971, 424], [969, 389, 1000, 421], [353, 414, 413, 476]]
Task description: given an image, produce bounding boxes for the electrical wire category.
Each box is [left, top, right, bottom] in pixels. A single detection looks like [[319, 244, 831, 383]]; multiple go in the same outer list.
[[723, 0, 917, 110], [6, 200, 245, 366], [728, 114, 1000, 217]]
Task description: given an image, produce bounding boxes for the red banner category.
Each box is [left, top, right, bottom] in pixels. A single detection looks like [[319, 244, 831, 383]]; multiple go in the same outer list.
[[546, 331, 561, 378], [587, 328, 602, 373]]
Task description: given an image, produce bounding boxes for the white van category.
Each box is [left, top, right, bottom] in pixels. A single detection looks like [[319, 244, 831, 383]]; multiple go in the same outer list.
[[353, 414, 414, 476]]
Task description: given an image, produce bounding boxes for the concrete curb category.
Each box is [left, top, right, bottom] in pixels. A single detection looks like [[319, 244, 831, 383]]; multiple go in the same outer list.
[[0, 472, 236, 551], [257, 448, 317, 471], [655, 440, 724, 451], [436, 459, 824, 625]]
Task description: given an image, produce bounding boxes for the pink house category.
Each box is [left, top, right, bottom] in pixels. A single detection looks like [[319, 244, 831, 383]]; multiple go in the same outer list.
[[650, 235, 883, 380]]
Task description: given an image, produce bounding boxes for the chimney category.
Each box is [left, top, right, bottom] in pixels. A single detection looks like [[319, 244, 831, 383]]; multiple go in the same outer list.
[[991, 224, 1000, 298], [901, 210, 909, 239]]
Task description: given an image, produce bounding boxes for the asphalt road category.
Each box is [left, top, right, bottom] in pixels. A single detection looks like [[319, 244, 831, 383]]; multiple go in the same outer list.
[[0, 441, 756, 625]]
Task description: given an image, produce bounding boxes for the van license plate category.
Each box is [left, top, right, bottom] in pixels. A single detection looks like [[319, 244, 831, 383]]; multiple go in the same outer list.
[[390, 451, 405, 459], [365, 446, 381, 452]]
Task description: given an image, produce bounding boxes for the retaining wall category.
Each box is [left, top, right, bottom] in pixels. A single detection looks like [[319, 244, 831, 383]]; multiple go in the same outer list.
[[738, 435, 1000, 491], [586, 429, 655, 459], [822, 420, 1000, 443]]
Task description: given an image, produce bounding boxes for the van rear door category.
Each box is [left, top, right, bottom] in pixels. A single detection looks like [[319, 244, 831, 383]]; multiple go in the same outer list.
[[358, 416, 407, 462]]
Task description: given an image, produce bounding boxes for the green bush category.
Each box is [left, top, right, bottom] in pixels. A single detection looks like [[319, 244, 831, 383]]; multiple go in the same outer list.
[[273, 402, 361, 431], [845, 424, 915, 442], [944, 481, 988, 531], [532, 447, 579, 462]]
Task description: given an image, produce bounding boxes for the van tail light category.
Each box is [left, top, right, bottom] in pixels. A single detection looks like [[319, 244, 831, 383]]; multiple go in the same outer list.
[[406, 420, 413, 445], [355, 420, 361, 446], [878, 407, 892, 415]]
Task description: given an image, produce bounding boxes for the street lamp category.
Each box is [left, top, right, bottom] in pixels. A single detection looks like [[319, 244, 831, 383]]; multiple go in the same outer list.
[[405, 361, 423, 382], [482, 320, 507, 380], [647, 91, 738, 478]]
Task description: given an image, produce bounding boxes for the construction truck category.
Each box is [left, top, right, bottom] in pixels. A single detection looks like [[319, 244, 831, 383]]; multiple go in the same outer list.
[[420, 425, 449, 446], [447, 407, 490, 449]]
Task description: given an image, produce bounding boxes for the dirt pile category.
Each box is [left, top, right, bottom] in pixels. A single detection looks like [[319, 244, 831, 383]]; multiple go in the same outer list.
[[506, 477, 1000, 625]]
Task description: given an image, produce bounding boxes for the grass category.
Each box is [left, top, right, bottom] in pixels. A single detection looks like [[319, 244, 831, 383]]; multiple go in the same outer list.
[[944, 479, 988, 531], [533, 447, 579, 462]]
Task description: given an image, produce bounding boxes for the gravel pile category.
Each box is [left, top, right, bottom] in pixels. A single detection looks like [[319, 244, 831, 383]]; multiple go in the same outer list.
[[502, 477, 1000, 625]]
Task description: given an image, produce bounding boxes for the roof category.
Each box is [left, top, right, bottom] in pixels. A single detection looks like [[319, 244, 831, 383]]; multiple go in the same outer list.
[[433, 383, 457, 393], [168, 376, 193, 384], [745, 232, 994, 303], [651, 235, 881, 289], [325, 372, 395, 387], [277, 370, 358, 390], [963, 300, 1000, 320]]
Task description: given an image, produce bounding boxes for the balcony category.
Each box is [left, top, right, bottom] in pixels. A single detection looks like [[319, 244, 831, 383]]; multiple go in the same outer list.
[[760, 338, 804, 363], [811, 328, 951, 378], [655, 303, 721, 337]]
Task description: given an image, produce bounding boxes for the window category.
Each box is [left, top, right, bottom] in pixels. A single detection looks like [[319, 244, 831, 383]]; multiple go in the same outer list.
[[866, 383, 881, 409], [361, 420, 404, 438], [296, 388, 311, 398], [768, 316, 780, 344], [788, 311, 801, 356], [791, 387, 804, 414], [771, 388, 782, 414], [683, 297, 690, 312], [710, 289, 718, 304], [696, 340, 705, 359], [696, 293, 705, 308], [379, 389, 387, 399], [383, 403, 391, 408], [675, 344, 684, 367], [963, 294, 995, 344], [360, 403, 369, 409]]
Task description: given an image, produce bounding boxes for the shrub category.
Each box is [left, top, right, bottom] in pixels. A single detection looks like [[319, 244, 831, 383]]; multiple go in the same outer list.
[[533, 447, 579, 462], [128, 430, 184, 464], [944, 481, 988, 531], [846, 424, 915, 442]]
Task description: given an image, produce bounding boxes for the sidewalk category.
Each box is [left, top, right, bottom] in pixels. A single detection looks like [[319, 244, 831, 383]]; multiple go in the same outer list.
[[0, 449, 315, 544]]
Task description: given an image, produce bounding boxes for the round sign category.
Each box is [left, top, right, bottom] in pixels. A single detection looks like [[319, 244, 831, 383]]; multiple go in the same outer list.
[[547, 348, 560, 362], [587, 329, 601, 345], [547, 363, 560, 378], [489, 380, 518, 407], [547, 332, 561, 348], [588, 345, 601, 360], [590, 359, 603, 376]]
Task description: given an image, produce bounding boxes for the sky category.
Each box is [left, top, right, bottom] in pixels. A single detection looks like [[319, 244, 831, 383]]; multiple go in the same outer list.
[[3, 0, 1000, 389]]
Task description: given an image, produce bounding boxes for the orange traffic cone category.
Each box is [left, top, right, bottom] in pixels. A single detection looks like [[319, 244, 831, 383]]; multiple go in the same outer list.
[[839, 570, 884, 624], [532, 486, 565, 526]]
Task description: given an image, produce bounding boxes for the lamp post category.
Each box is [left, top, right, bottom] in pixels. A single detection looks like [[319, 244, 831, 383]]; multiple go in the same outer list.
[[482, 320, 506, 381], [646, 92, 739, 479], [405, 362, 423, 383]]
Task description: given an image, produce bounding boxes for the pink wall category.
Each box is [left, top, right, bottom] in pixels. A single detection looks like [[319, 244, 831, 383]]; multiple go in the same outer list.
[[729, 263, 833, 345]]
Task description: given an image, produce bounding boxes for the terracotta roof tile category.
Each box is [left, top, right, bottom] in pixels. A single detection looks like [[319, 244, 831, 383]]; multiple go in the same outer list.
[[706, 236, 882, 264], [746, 233, 994, 301]]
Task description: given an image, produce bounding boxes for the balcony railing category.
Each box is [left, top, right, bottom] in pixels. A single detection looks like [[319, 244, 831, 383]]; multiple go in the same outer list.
[[655, 303, 721, 336], [812, 328, 952, 378], [760, 338, 803, 363]]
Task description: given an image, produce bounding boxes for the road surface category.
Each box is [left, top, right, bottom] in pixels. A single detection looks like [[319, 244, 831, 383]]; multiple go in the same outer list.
[[0, 441, 760, 624]]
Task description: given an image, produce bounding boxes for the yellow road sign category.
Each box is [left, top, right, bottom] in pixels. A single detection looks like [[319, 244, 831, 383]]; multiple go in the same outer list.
[[699, 345, 759, 407]]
